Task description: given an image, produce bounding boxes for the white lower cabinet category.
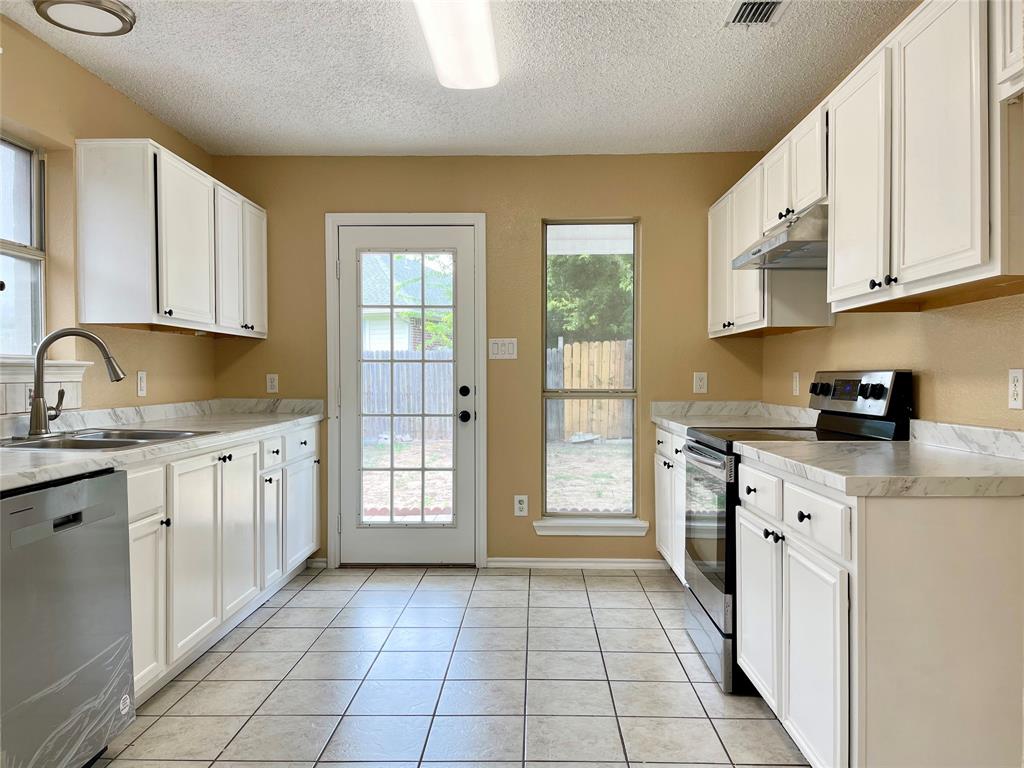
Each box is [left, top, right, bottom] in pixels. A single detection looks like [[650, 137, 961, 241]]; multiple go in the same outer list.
[[285, 457, 319, 572], [262, 468, 285, 588], [736, 507, 782, 711], [128, 510, 167, 691], [221, 443, 260, 617], [782, 538, 849, 768], [654, 455, 674, 563], [670, 462, 687, 580]]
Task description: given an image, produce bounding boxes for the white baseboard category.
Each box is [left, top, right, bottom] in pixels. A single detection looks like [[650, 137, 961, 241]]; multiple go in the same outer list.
[[485, 556, 669, 570], [306, 558, 328, 569]]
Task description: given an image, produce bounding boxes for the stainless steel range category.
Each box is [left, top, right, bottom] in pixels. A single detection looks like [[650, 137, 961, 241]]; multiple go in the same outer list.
[[680, 370, 913, 692]]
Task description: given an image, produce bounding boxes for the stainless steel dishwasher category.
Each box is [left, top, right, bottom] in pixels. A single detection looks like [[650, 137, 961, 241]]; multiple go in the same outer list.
[[1, 469, 135, 768]]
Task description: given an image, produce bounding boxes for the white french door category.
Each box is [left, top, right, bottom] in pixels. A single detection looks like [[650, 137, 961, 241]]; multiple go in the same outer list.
[[338, 225, 477, 564]]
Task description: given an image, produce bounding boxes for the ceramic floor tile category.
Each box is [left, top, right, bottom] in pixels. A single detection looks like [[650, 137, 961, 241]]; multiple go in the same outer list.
[[655, 608, 700, 630], [287, 651, 377, 680], [210, 627, 257, 652], [528, 607, 595, 627], [168, 680, 277, 715], [321, 715, 431, 761], [331, 606, 403, 627], [528, 626, 600, 651], [105, 715, 158, 757], [418, 575, 477, 590], [257, 679, 360, 714], [240, 607, 279, 627], [665, 628, 697, 653], [591, 608, 662, 629], [525, 715, 625, 761], [220, 715, 339, 761], [618, 717, 730, 763], [530, 575, 586, 591], [436, 679, 525, 715], [530, 568, 582, 575], [524, 763, 626, 768], [120, 716, 247, 760], [637, 575, 685, 592], [584, 568, 638, 577], [461, 606, 529, 627], [481, 567, 531, 575], [395, 607, 466, 627], [693, 682, 775, 718], [367, 650, 452, 679], [426, 566, 479, 575], [382, 626, 459, 651], [175, 652, 231, 681], [346, 590, 414, 607], [678, 653, 715, 682], [468, 590, 529, 607], [263, 607, 341, 628], [107, 760, 211, 767], [212, 762, 313, 768], [424, 716, 525, 761], [646, 591, 688, 610], [261, 590, 298, 607], [310, 626, 391, 652], [447, 650, 526, 679], [587, 592, 652, 609], [584, 576, 642, 592], [305, 575, 368, 591], [362, 576, 423, 591], [284, 590, 355, 608], [473, 575, 530, 590], [596, 627, 672, 653], [347, 679, 443, 715], [407, 590, 472, 608], [526, 679, 615, 715], [527, 651, 606, 680], [455, 627, 528, 651], [207, 651, 303, 681], [610, 680, 705, 717], [136, 681, 195, 715], [603, 652, 686, 681], [528, 590, 590, 608], [713, 718, 808, 765], [237, 627, 322, 652], [425, 763, 519, 768]]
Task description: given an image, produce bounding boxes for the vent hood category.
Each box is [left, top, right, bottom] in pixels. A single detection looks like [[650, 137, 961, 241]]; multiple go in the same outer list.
[[732, 204, 828, 270]]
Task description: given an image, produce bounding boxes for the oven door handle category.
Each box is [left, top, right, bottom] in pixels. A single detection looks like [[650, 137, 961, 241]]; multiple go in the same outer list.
[[682, 444, 727, 470]]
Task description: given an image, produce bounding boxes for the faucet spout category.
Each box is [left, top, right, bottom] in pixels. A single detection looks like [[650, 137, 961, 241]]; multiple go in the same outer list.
[[28, 328, 125, 438]]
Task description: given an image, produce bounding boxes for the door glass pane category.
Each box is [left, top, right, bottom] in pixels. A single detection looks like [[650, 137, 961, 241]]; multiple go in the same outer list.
[[361, 363, 390, 414], [544, 398, 634, 516], [424, 417, 453, 468], [424, 471, 453, 523], [362, 416, 391, 468], [393, 362, 423, 414], [393, 253, 422, 305], [424, 309, 454, 359], [361, 252, 391, 305], [392, 308, 423, 360], [424, 252, 454, 305], [393, 416, 423, 469], [424, 362, 453, 414], [362, 471, 391, 523], [361, 308, 391, 359], [393, 471, 423, 522]]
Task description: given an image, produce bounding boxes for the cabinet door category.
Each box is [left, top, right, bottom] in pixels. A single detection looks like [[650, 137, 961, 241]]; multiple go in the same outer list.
[[215, 186, 245, 331], [157, 150, 216, 324], [670, 463, 687, 585], [243, 202, 268, 335], [791, 105, 828, 213], [654, 455, 673, 562], [782, 538, 849, 768], [994, 0, 1023, 86], [168, 452, 221, 662], [285, 458, 318, 572], [762, 140, 792, 233], [128, 512, 166, 691], [736, 508, 782, 711], [827, 48, 892, 303], [262, 469, 285, 588], [707, 193, 733, 334], [892, 0, 987, 285], [730, 169, 764, 328], [222, 443, 260, 617]]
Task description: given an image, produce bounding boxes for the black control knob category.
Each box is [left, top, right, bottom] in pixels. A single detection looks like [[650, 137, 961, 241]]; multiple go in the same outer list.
[[857, 382, 872, 399], [868, 382, 888, 400], [809, 382, 820, 395], [817, 382, 833, 396]]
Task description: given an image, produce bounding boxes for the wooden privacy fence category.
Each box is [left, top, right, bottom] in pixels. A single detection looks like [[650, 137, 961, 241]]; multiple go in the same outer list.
[[546, 339, 633, 441]]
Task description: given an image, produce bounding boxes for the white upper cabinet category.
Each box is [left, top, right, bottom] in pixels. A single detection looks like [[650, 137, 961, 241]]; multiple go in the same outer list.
[[891, 0, 987, 285], [827, 48, 893, 303], [215, 186, 245, 331], [761, 140, 792, 233], [707, 193, 733, 334], [77, 139, 267, 338], [157, 149, 217, 324], [731, 166, 764, 255], [993, 0, 1024, 90], [790, 105, 828, 213]]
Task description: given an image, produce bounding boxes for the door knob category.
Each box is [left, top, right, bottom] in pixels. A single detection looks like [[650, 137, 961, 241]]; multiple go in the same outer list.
[[458, 410, 472, 423], [459, 385, 471, 397]]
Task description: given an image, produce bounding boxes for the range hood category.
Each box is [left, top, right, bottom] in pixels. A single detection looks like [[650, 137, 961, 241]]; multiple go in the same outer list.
[[732, 204, 828, 270]]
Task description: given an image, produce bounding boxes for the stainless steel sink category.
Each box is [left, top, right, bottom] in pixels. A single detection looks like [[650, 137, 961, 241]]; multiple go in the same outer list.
[[1, 428, 216, 451]]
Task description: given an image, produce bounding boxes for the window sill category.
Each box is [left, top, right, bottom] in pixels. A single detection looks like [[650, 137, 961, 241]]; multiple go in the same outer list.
[[533, 517, 649, 537]]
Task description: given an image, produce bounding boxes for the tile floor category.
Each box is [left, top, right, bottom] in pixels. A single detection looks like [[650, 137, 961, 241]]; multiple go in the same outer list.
[[100, 566, 808, 767]]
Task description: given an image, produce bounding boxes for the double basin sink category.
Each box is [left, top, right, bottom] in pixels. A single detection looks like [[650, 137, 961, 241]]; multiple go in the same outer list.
[[1, 429, 216, 451]]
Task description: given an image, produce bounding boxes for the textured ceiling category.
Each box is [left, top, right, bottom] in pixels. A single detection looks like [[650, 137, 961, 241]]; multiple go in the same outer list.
[[1, 0, 917, 155]]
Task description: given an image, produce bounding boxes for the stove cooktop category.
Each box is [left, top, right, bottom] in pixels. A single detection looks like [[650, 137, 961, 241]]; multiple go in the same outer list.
[[686, 426, 875, 454]]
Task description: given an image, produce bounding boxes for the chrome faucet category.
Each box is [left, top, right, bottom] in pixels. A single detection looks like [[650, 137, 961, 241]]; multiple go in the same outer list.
[[27, 328, 126, 438]]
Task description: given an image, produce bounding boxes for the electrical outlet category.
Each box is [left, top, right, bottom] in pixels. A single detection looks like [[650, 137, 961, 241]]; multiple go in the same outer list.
[[1010, 369, 1023, 410], [266, 373, 279, 394], [514, 495, 528, 517], [792, 371, 800, 396], [693, 372, 708, 394], [136, 371, 147, 397]]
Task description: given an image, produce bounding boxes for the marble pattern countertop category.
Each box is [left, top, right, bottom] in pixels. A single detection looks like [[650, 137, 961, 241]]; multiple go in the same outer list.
[[650, 400, 818, 434], [0, 399, 324, 493]]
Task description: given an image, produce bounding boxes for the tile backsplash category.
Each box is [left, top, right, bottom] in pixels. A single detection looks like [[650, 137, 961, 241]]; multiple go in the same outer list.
[[0, 357, 90, 415]]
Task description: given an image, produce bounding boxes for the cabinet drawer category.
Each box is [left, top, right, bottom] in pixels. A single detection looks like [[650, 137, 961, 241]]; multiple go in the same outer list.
[[262, 436, 283, 468], [285, 427, 317, 461], [738, 464, 781, 520], [127, 466, 165, 523], [783, 483, 850, 559], [655, 428, 673, 459]]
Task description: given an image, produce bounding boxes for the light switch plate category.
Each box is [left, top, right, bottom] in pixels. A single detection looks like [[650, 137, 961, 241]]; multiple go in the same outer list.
[[489, 338, 518, 360], [266, 373, 279, 394], [514, 495, 528, 517], [136, 371, 147, 397], [1010, 369, 1023, 410], [792, 371, 800, 396], [693, 372, 708, 394]]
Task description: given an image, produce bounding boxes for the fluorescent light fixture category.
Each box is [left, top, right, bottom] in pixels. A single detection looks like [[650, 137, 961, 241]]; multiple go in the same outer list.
[[413, 0, 500, 90], [34, 0, 136, 36]]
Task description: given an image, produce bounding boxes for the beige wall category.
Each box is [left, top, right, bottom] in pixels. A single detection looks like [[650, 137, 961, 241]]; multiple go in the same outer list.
[[211, 154, 764, 558], [1, 17, 217, 405], [762, 294, 1024, 430]]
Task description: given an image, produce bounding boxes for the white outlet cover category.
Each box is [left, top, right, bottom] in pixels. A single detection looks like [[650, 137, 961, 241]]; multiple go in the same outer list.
[[489, 338, 518, 360], [136, 370, 147, 397], [693, 372, 708, 394], [267, 373, 280, 394], [514, 495, 529, 517], [792, 371, 800, 396], [1010, 369, 1023, 410]]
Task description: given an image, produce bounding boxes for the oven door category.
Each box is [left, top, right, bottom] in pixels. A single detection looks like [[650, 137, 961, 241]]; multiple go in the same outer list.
[[683, 440, 732, 635]]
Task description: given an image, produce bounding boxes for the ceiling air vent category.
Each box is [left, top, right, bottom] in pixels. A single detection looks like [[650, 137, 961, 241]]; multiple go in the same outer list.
[[727, 0, 787, 27]]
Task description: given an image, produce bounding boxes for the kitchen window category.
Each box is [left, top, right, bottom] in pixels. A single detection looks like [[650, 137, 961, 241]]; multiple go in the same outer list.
[[543, 221, 637, 517], [0, 136, 45, 356]]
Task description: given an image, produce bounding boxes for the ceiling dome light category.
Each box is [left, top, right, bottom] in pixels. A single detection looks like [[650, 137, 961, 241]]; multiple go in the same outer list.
[[34, 0, 136, 36], [413, 0, 499, 90]]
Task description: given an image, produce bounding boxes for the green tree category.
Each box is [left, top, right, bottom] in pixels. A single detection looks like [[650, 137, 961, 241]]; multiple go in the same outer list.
[[546, 253, 634, 345]]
